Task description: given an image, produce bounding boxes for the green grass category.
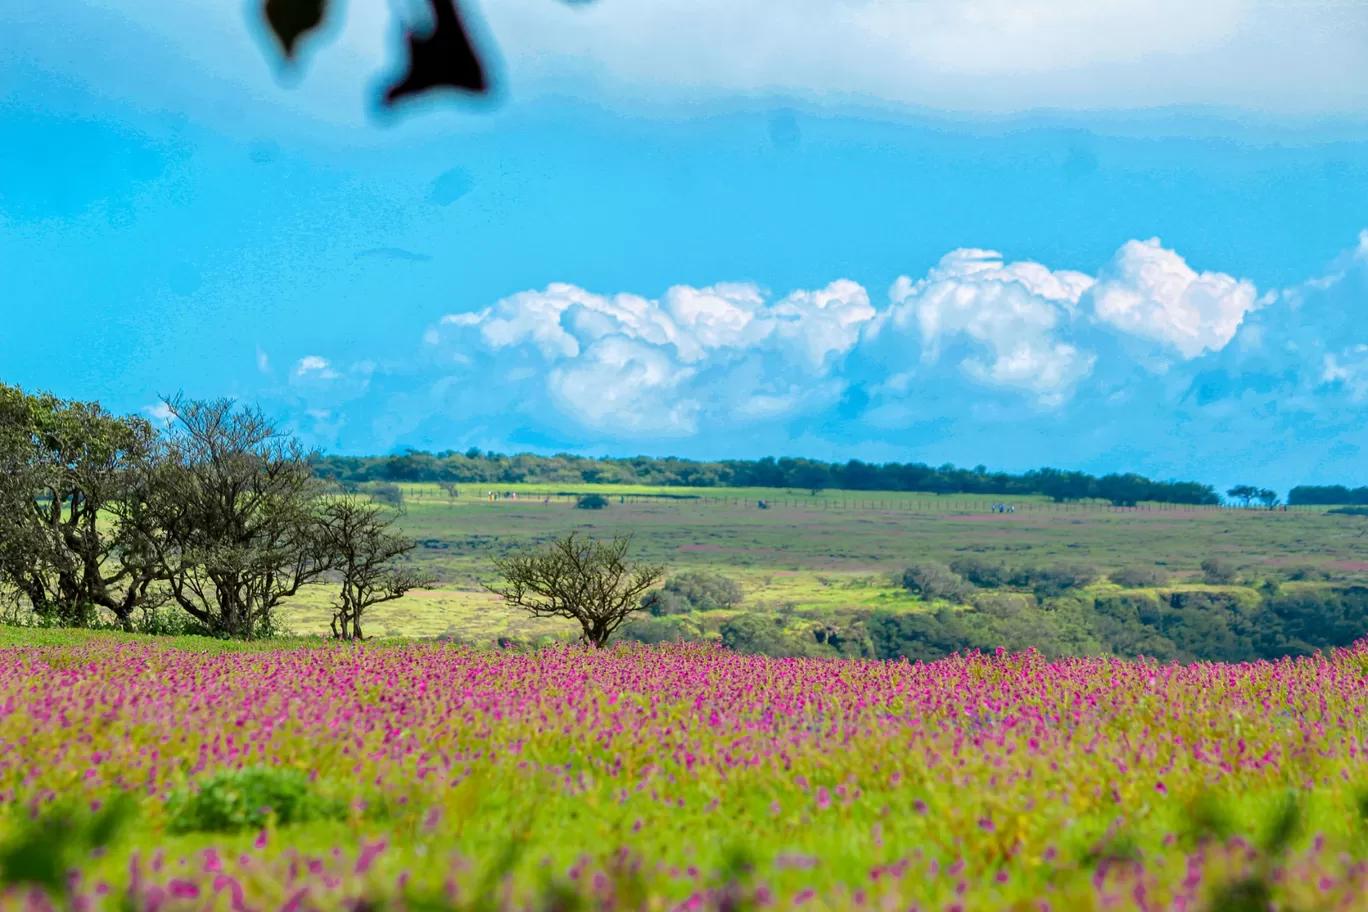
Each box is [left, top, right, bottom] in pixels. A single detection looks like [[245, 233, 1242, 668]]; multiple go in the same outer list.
[[272, 486, 1368, 640]]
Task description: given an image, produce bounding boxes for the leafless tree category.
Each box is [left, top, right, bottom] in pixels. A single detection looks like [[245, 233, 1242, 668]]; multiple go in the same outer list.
[[316, 494, 434, 639], [487, 533, 664, 647]]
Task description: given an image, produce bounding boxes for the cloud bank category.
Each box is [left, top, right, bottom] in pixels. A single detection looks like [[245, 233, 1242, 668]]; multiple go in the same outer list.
[[264, 231, 1368, 490]]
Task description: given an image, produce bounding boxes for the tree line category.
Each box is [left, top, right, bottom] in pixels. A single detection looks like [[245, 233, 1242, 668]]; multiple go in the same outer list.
[[0, 386, 432, 639], [317, 451, 1223, 506], [1289, 486, 1368, 506]]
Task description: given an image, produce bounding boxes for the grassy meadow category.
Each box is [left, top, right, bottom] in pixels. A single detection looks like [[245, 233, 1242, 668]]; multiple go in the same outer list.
[[278, 484, 1368, 643]]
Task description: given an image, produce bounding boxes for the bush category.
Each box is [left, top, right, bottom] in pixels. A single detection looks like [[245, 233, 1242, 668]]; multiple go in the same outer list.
[[1025, 563, 1099, 598], [1281, 564, 1329, 582], [1201, 557, 1239, 585], [719, 615, 813, 657], [950, 556, 1012, 588], [166, 767, 346, 834], [647, 591, 694, 616], [617, 615, 704, 645], [654, 571, 743, 614], [901, 562, 975, 604], [576, 494, 609, 510], [1110, 566, 1170, 589], [363, 482, 404, 508]]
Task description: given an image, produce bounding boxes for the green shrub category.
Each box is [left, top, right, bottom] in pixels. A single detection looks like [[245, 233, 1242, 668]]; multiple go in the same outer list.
[[719, 615, 814, 658], [950, 556, 1011, 588], [576, 494, 609, 510], [362, 482, 404, 508], [1110, 566, 1169, 589], [166, 767, 346, 834], [652, 571, 743, 614], [647, 591, 694, 616], [1281, 564, 1329, 582], [901, 562, 974, 604], [1201, 556, 1239, 585], [1026, 563, 1099, 598], [617, 615, 704, 645]]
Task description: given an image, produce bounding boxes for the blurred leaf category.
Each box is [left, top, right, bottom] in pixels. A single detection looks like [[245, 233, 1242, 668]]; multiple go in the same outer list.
[[263, 0, 328, 61], [1185, 791, 1234, 844], [535, 879, 583, 912], [1207, 876, 1273, 912], [0, 812, 77, 896], [383, 0, 488, 105], [1259, 791, 1302, 856]]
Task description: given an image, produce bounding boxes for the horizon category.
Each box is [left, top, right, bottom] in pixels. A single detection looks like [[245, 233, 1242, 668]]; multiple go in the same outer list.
[[6, 0, 1368, 494]]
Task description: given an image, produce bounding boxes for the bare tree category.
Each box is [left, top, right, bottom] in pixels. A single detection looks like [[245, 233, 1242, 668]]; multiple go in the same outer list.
[[488, 533, 665, 647], [316, 494, 434, 639], [0, 384, 164, 629], [129, 396, 329, 639]]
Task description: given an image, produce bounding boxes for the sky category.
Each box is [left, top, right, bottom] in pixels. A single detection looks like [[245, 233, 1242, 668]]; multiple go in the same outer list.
[[3, 0, 1368, 493]]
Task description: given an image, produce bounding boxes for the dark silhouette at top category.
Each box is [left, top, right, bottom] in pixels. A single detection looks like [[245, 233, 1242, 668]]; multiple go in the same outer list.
[[384, 0, 488, 103], [263, 0, 326, 60], [258, 0, 546, 108]]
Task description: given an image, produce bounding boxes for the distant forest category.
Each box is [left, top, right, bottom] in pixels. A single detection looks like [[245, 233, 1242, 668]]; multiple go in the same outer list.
[[316, 451, 1223, 506], [1289, 486, 1368, 506]]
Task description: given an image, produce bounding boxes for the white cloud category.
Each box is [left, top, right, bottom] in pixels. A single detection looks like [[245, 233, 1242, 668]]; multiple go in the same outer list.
[[431, 278, 877, 434], [35, 0, 1365, 139], [882, 248, 1096, 405], [255, 346, 271, 374], [294, 355, 339, 380], [142, 402, 174, 426], [482, 0, 1366, 114], [1091, 239, 1259, 358], [1321, 349, 1368, 401], [423, 240, 1268, 426], [548, 337, 700, 433]]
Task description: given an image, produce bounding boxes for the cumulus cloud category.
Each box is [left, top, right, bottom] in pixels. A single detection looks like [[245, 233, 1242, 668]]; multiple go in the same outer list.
[[414, 239, 1269, 433], [880, 248, 1096, 405], [252, 231, 1368, 493], [1091, 239, 1259, 358], [430, 278, 875, 434]]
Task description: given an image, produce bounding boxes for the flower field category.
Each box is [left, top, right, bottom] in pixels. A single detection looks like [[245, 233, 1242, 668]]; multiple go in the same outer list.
[[4, 635, 1368, 910]]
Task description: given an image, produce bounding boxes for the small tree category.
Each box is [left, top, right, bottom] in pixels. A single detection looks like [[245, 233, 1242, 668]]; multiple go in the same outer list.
[[1257, 488, 1281, 510], [487, 533, 664, 647], [1226, 485, 1258, 508], [316, 495, 434, 640], [0, 384, 164, 629], [576, 493, 609, 510], [131, 396, 330, 639]]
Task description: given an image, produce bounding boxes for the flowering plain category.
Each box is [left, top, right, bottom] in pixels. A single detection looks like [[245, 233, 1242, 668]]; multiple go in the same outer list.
[[4, 631, 1368, 910]]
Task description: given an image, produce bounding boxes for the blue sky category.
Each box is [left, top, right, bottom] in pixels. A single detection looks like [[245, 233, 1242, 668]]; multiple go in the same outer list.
[[3, 0, 1368, 492]]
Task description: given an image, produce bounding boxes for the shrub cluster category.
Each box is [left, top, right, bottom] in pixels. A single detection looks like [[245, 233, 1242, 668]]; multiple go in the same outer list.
[[166, 767, 346, 834], [718, 586, 1368, 665]]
